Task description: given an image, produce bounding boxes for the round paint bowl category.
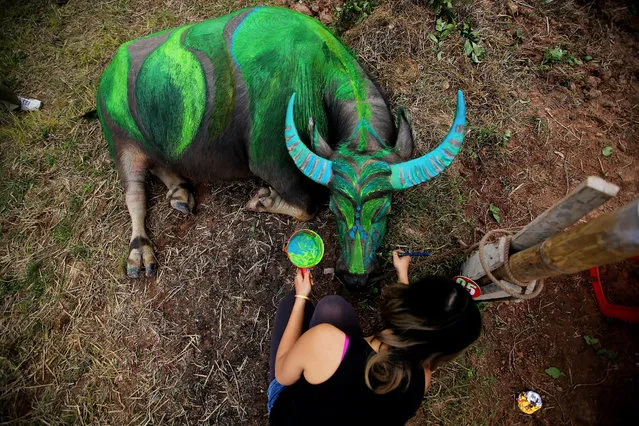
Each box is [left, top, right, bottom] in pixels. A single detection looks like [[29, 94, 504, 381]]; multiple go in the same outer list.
[[286, 229, 325, 269]]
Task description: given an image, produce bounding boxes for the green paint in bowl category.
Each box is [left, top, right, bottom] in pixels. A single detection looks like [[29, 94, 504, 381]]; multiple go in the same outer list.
[[286, 229, 325, 268]]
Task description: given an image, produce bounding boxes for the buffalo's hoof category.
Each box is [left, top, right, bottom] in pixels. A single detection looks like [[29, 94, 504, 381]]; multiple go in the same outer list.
[[167, 184, 195, 214], [246, 187, 272, 211], [127, 236, 157, 278], [246, 187, 315, 220], [171, 201, 192, 214]]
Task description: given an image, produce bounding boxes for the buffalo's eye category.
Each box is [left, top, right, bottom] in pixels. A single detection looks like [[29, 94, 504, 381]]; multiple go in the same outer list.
[[330, 193, 353, 222]]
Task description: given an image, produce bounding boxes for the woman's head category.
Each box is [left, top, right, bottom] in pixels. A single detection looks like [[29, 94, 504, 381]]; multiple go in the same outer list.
[[365, 276, 482, 394]]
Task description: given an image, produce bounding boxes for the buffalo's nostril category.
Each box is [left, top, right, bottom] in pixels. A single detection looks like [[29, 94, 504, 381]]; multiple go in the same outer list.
[[336, 272, 370, 291]]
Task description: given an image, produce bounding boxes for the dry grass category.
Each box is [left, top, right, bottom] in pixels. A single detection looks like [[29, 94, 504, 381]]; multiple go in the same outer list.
[[343, 0, 534, 280], [1, 0, 637, 425]]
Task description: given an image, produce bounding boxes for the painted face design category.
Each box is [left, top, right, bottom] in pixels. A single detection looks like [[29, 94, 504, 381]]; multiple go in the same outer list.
[[284, 91, 466, 289], [329, 156, 393, 276]]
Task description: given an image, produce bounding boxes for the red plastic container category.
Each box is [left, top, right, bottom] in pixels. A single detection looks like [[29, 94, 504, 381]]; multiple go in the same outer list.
[[589, 257, 639, 323]]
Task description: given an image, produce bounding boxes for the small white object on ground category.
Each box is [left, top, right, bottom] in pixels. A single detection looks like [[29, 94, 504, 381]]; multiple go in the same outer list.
[[18, 96, 42, 111]]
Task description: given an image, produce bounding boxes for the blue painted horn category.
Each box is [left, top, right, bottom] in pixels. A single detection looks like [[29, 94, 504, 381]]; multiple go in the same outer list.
[[390, 90, 466, 190]]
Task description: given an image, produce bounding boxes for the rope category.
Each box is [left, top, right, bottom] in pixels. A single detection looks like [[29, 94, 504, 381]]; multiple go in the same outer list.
[[478, 229, 544, 300]]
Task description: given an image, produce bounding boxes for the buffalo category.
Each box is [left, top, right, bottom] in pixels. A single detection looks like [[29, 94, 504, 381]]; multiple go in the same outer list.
[[97, 6, 466, 290]]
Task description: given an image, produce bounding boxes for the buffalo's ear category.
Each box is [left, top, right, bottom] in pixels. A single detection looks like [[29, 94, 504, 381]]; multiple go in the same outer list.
[[395, 107, 414, 161], [308, 117, 334, 159]]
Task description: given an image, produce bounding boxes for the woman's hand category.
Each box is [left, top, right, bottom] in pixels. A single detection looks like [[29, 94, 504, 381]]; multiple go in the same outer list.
[[392, 250, 410, 285], [294, 268, 313, 297]]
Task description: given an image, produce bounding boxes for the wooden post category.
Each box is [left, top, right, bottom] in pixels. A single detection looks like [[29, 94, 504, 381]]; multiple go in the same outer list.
[[511, 176, 619, 251], [490, 199, 639, 283]]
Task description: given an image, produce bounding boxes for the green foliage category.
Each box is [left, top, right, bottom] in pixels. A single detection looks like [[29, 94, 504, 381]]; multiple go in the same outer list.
[[601, 146, 613, 157], [45, 153, 56, 166], [583, 335, 618, 364], [476, 302, 489, 313], [583, 335, 599, 346], [422, 0, 454, 16], [513, 28, 525, 44], [336, 0, 379, 33], [545, 366, 565, 379], [502, 130, 511, 145], [597, 348, 617, 363], [488, 204, 501, 224], [428, 18, 456, 60], [460, 22, 485, 63], [464, 124, 506, 161], [147, 10, 177, 29], [423, 1, 485, 63], [544, 46, 566, 64], [543, 46, 583, 66]]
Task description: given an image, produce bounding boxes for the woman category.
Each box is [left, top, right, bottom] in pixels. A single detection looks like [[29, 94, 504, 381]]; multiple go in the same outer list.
[[268, 251, 482, 425]]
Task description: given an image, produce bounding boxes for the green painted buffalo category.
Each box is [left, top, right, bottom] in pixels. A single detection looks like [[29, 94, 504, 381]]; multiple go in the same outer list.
[[97, 6, 466, 289]]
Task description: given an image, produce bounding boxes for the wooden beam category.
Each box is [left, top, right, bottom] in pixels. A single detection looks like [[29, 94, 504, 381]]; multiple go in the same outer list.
[[493, 199, 639, 282], [511, 176, 619, 251]]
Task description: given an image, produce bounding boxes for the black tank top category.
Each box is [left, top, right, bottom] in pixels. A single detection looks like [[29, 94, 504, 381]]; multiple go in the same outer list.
[[269, 336, 425, 425]]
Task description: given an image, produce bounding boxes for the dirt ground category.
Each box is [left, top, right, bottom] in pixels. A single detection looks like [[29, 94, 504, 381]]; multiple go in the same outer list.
[[0, 0, 637, 425]]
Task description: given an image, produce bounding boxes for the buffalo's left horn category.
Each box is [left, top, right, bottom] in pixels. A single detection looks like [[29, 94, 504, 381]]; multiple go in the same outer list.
[[390, 90, 466, 190], [285, 93, 333, 186]]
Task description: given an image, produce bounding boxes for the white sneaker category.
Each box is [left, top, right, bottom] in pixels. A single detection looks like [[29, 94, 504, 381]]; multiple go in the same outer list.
[[18, 97, 42, 111]]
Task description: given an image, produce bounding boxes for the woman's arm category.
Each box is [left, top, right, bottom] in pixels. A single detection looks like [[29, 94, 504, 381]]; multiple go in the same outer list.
[[423, 364, 432, 394], [392, 250, 411, 285], [274, 269, 346, 385], [275, 269, 312, 383]]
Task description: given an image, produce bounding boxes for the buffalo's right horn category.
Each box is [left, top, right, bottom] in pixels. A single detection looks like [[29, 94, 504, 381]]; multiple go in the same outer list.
[[389, 90, 466, 190]]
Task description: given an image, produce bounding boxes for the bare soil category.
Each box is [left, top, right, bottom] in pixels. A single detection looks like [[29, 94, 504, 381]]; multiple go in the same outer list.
[[598, 258, 639, 307]]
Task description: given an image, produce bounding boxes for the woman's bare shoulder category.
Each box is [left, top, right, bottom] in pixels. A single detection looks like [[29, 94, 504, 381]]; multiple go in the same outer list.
[[298, 324, 348, 384]]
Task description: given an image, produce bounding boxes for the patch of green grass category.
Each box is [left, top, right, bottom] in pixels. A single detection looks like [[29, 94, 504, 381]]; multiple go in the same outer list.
[[44, 153, 56, 166], [422, 0, 454, 16], [52, 218, 73, 246], [147, 10, 178, 30], [513, 28, 525, 45], [69, 194, 84, 213], [464, 125, 506, 160], [24, 260, 49, 299], [0, 176, 34, 214], [70, 242, 92, 259], [0, 275, 26, 297]]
